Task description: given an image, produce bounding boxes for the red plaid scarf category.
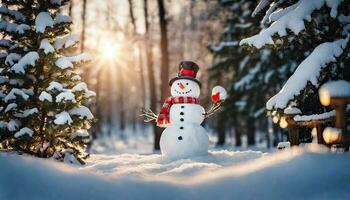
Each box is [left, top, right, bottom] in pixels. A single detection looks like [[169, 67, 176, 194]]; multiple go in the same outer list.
[[157, 96, 200, 127]]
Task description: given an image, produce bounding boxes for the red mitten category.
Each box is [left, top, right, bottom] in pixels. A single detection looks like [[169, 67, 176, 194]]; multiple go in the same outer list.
[[211, 86, 227, 104]]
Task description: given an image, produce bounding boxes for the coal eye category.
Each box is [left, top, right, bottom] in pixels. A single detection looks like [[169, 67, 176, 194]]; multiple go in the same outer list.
[[177, 83, 179, 85], [186, 83, 189, 85]]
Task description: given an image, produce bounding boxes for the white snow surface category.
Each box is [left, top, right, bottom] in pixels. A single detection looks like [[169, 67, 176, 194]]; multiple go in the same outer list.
[[0, 145, 349, 200], [35, 12, 54, 33], [284, 106, 302, 115], [11, 51, 39, 74], [266, 37, 349, 110], [294, 110, 335, 122], [319, 80, 350, 98], [39, 38, 55, 54], [241, 0, 343, 48]]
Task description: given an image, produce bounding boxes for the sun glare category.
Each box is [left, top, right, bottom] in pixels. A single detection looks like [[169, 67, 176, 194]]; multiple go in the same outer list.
[[101, 43, 119, 61]]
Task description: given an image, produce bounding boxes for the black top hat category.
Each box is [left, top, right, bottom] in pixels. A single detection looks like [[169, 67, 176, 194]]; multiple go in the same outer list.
[[169, 61, 201, 87]]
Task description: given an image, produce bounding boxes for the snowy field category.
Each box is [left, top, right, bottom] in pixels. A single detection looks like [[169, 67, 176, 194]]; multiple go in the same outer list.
[[1, 144, 350, 200]]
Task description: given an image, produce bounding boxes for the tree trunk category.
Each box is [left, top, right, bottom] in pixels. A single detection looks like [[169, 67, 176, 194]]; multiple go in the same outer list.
[[234, 119, 242, 147], [68, 0, 73, 17], [216, 115, 226, 146], [144, 0, 162, 150], [128, 0, 146, 109], [118, 67, 126, 131], [80, 0, 87, 53], [247, 117, 255, 146], [157, 0, 170, 102]]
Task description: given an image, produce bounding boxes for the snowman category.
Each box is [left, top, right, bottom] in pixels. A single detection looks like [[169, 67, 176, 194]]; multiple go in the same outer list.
[[144, 61, 226, 159]]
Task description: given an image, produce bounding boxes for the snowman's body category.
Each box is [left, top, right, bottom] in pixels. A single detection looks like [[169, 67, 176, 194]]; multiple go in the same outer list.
[[159, 79, 209, 159]]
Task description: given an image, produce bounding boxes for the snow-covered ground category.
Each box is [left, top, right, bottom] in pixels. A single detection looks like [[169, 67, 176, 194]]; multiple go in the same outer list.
[[1, 144, 349, 200]]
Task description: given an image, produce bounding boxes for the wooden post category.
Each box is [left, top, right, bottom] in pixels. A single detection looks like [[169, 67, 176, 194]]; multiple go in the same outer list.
[[288, 126, 299, 146], [316, 125, 325, 144]]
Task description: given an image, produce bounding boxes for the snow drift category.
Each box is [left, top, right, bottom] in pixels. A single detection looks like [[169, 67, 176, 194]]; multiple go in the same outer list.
[[1, 145, 349, 200]]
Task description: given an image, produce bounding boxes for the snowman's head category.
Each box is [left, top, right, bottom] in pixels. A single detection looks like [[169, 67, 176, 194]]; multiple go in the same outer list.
[[170, 79, 200, 98]]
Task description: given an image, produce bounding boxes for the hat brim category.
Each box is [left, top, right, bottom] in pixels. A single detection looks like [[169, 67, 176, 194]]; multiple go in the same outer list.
[[169, 76, 201, 88]]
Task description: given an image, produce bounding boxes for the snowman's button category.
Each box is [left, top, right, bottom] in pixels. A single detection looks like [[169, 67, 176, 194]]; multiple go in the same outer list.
[[180, 112, 184, 115], [180, 118, 184, 122], [181, 106, 185, 109], [178, 136, 183, 140], [180, 126, 184, 129]]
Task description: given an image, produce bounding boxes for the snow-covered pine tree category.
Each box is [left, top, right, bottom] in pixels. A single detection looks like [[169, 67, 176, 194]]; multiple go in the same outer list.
[[209, 0, 298, 146], [241, 0, 350, 143], [0, 0, 94, 164]]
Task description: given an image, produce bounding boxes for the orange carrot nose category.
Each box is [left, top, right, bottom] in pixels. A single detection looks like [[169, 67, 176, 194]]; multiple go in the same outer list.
[[179, 82, 185, 90]]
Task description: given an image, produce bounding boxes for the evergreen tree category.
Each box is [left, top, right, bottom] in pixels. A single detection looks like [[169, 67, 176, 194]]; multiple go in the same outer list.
[[209, 0, 297, 146], [241, 0, 350, 143], [0, 0, 95, 164]]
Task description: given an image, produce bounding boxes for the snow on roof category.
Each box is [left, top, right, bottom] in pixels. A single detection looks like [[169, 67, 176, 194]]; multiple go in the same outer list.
[[319, 80, 350, 98], [283, 106, 301, 115], [69, 106, 93, 120], [266, 37, 349, 110], [10, 51, 39, 74], [39, 39, 55, 54], [54, 111, 73, 125], [293, 110, 335, 122], [240, 0, 342, 48], [35, 12, 54, 33], [14, 127, 33, 138]]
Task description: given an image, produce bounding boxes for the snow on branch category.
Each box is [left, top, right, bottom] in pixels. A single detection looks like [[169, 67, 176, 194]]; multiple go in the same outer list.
[[69, 106, 93, 120], [266, 37, 349, 110], [39, 39, 55, 54], [4, 88, 30, 102], [0, 6, 26, 22], [240, 0, 342, 48], [54, 111, 73, 125], [54, 13, 72, 24], [252, 0, 270, 17], [35, 12, 54, 33], [54, 34, 79, 50], [10, 52, 39, 74], [55, 53, 92, 69], [5, 53, 21, 66], [14, 127, 33, 138], [0, 21, 30, 34]]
